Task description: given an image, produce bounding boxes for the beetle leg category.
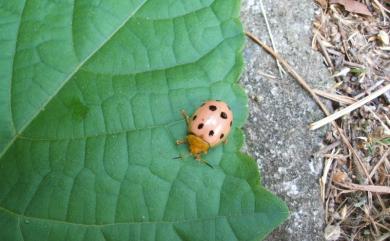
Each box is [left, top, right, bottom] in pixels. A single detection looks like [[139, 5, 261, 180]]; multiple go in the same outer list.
[[223, 139, 228, 145], [180, 110, 190, 125], [176, 139, 186, 145]]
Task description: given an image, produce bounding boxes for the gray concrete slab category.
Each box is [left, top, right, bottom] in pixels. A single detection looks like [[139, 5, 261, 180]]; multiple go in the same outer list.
[[241, 1, 332, 240]]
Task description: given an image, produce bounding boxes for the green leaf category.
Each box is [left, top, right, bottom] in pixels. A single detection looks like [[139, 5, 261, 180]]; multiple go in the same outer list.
[[0, 0, 288, 240], [349, 67, 366, 76], [376, 137, 390, 146]]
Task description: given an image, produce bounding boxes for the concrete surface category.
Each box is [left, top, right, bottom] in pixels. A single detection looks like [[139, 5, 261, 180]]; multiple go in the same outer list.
[[240, 1, 332, 240]]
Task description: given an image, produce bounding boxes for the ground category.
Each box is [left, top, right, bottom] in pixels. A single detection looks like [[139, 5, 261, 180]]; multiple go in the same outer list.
[[241, 1, 331, 240]]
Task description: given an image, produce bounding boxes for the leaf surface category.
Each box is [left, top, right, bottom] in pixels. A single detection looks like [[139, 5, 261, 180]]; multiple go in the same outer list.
[[0, 0, 288, 240]]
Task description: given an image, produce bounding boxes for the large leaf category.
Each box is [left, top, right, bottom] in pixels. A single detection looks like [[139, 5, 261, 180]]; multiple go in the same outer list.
[[0, 0, 288, 240]]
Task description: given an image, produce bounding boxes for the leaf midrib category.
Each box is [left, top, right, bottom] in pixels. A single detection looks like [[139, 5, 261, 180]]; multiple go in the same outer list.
[[8, 0, 28, 137], [0, 0, 148, 159], [0, 205, 286, 228]]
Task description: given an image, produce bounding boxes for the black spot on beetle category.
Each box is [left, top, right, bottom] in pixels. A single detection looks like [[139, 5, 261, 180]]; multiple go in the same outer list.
[[209, 130, 214, 136], [198, 123, 204, 129], [220, 133, 224, 139], [209, 105, 217, 111], [220, 112, 227, 119], [230, 121, 232, 127], [192, 115, 197, 120]]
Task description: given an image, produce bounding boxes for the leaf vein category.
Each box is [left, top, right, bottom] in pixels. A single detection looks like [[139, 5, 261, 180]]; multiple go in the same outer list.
[[0, 0, 148, 159]]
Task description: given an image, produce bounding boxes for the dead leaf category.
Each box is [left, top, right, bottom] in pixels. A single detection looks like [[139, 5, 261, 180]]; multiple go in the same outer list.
[[315, 0, 328, 9], [330, 0, 372, 16], [332, 170, 348, 182], [378, 30, 389, 45], [331, 67, 351, 77], [324, 225, 341, 240]]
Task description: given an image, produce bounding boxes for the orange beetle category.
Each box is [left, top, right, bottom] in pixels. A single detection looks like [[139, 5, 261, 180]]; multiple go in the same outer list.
[[177, 100, 233, 164]]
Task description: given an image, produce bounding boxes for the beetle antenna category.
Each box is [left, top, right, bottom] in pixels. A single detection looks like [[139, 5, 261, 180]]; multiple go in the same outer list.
[[199, 158, 214, 168], [202, 160, 214, 168], [173, 152, 190, 160]]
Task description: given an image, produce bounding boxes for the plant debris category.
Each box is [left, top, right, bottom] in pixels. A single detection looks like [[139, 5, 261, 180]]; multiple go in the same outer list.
[[313, 0, 390, 240], [329, 0, 373, 16]]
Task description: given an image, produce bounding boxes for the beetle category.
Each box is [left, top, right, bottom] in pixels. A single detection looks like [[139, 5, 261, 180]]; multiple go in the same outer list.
[[176, 100, 233, 165]]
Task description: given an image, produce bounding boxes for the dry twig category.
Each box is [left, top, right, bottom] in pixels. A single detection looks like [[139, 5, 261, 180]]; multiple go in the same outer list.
[[259, 0, 286, 78], [310, 84, 390, 130]]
